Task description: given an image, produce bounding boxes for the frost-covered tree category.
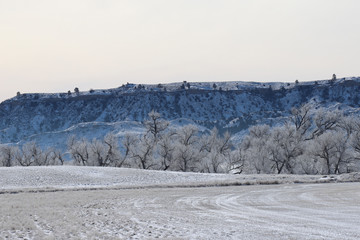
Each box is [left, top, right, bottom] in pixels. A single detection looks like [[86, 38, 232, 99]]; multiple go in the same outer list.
[[348, 131, 360, 172], [350, 131, 360, 156], [241, 124, 272, 173], [10, 108, 355, 175], [173, 125, 202, 172], [290, 104, 343, 141], [157, 132, 177, 170], [15, 141, 42, 166], [68, 136, 90, 166], [310, 109, 342, 139], [130, 134, 156, 169], [68, 133, 122, 167], [12, 142, 63, 166], [297, 153, 319, 175], [339, 116, 360, 137], [0, 145, 16, 167], [144, 110, 169, 141], [226, 148, 246, 174], [200, 128, 233, 173], [47, 148, 64, 165], [90, 133, 122, 167], [290, 103, 312, 138], [267, 125, 303, 174], [175, 144, 201, 172], [89, 139, 111, 167], [308, 131, 351, 174], [237, 106, 360, 175], [42, 148, 63, 165], [118, 133, 137, 167], [126, 111, 170, 170], [176, 125, 198, 147], [103, 133, 122, 166]]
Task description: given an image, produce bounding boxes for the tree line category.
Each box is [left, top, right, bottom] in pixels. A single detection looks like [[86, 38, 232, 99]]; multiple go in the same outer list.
[[1, 106, 360, 175], [66, 110, 240, 173], [241, 103, 360, 174]]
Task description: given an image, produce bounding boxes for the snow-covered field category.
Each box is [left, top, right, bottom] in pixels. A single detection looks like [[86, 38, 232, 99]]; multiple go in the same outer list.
[[0, 166, 360, 239]]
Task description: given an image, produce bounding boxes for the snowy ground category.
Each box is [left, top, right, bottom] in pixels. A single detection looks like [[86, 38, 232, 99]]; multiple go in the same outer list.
[[0, 166, 360, 239]]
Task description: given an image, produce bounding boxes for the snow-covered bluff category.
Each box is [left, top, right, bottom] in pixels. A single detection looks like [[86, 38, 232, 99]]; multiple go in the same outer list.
[[1, 77, 360, 146]]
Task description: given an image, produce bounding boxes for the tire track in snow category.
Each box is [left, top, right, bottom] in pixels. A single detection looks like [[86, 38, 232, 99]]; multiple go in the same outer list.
[[175, 183, 360, 239]]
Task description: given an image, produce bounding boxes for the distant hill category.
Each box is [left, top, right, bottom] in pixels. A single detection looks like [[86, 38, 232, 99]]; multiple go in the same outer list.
[[1, 77, 360, 149]]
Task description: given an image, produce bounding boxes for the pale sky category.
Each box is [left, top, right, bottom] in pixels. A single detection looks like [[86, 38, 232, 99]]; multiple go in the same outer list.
[[1, 0, 359, 102]]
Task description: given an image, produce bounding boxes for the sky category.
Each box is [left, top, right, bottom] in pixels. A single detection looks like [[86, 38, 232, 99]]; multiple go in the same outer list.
[[1, 0, 359, 102]]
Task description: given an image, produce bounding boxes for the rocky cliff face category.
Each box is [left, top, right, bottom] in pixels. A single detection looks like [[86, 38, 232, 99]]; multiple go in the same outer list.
[[1, 78, 360, 146]]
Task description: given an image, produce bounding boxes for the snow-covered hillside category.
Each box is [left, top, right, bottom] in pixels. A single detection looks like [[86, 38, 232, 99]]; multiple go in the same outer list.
[[1, 77, 360, 147]]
